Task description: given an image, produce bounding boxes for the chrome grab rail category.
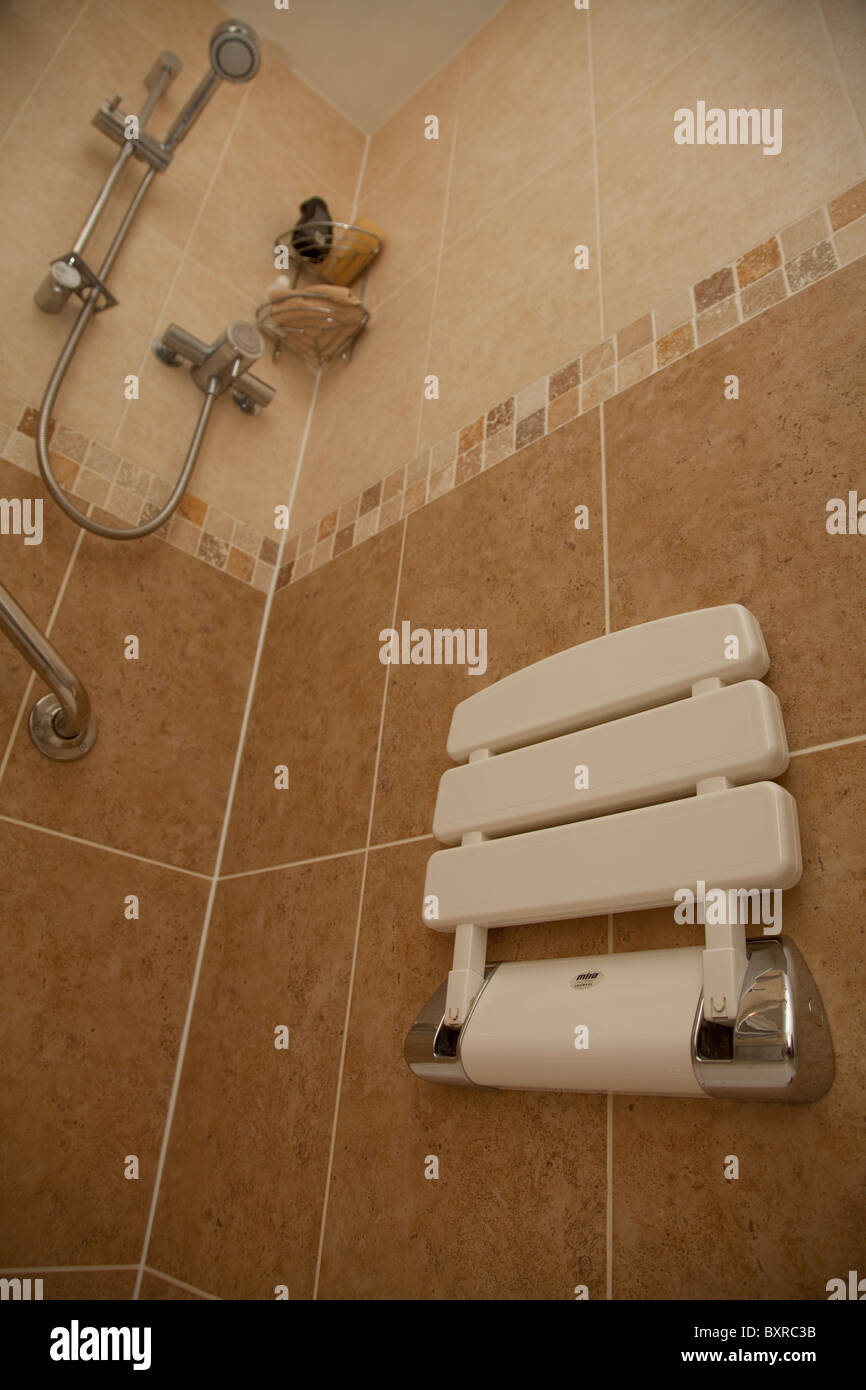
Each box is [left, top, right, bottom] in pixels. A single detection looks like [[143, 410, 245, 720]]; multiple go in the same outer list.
[[0, 580, 97, 760]]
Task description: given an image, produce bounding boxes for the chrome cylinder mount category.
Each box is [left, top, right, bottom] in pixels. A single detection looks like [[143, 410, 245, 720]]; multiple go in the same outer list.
[[692, 937, 834, 1102], [405, 938, 834, 1102]]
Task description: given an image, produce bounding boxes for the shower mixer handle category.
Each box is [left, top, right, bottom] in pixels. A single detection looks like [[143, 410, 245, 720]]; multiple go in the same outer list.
[[154, 321, 275, 409]]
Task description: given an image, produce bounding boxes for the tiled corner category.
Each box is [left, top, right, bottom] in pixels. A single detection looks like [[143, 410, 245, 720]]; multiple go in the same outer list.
[[279, 178, 866, 584]]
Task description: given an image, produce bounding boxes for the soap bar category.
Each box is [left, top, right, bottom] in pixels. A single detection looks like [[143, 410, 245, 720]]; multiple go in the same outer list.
[[320, 216, 383, 285]]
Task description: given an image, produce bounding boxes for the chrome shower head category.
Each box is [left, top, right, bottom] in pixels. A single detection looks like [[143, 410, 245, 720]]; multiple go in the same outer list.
[[209, 19, 261, 82], [164, 19, 260, 150]]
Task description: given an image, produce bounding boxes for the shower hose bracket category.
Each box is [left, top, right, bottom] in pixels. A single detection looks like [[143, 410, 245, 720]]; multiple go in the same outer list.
[[91, 102, 174, 173], [45, 252, 118, 313]]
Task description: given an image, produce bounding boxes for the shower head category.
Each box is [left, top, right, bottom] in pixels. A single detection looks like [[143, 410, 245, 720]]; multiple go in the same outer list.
[[209, 19, 261, 82], [163, 19, 260, 150]]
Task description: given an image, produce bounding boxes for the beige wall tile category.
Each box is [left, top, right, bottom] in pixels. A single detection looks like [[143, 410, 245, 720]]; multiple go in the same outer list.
[[0, 0, 86, 140], [420, 142, 598, 449], [612, 744, 866, 1299], [107, 0, 229, 61], [362, 57, 461, 197], [292, 263, 436, 534], [548, 382, 581, 430], [243, 41, 365, 204], [592, 0, 750, 124], [222, 527, 402, 873], [617, 314, 653, 359], [606, 255, 866, 752], [617, 342, 655, 390], [373, 411, 604, 845], [515, 376, 548, 420], [582, 367, 616, 409], [599, 0, 866, 335], [319, 840, 608, 1300], [446, 0, 590, 246], [820, 0, 866, 141], [740, 264, 787, 316], [147, 858, 363, 1299], [828, 178, 866, 229], [781, 206, 831, 260], [834, 214, 866, 264], [0, 533, 265, 872], [0, 821, 207, 1264], [695, 293, 740, 344], [654, 287, 694, 336], [358, 144, 449, 308]]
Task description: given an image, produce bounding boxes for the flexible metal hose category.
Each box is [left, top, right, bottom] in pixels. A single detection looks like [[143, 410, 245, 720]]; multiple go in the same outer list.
[[35, 164, 219, 541]]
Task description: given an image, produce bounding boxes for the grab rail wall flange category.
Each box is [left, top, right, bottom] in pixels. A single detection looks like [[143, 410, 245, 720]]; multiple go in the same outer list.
[[0, 580, 97, 760]]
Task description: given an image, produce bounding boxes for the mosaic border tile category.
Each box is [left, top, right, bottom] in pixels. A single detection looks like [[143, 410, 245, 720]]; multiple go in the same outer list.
[[0, 410, 277, 594], [2, 177, 864, 593], [279, 175, 866, 587]]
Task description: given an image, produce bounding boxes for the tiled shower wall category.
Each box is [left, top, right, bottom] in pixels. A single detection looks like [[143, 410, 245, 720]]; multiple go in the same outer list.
[[0, 0, 363, 548], [293, 0, 866, 535], [141, 253, 863, 1301], [0, 0, 358, 1299], [1, 0, 864, 1304]]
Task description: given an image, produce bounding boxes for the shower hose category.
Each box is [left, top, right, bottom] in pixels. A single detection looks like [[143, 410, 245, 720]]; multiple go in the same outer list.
[[35, 166, 217, 542]]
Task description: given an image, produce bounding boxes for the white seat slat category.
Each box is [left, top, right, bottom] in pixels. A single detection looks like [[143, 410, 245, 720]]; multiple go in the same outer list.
[[447, 604, 768, 760], [433, 679, 788, 844], [424, 781, 801, 931]]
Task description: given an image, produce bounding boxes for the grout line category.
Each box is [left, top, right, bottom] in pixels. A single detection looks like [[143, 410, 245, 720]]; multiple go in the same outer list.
[[593, 0, 760, 137], [219, 844, 366, 881], [0, 1264, 138, 1273], [598, 401, 610, 636], [367, 831, 437, 852], [0, 814, 212, 880], [0, 0, 92, 153], [218, 831, 436, 882], [131, 370, 322, 1301], [109, 81, 252, 455], [312, 516, 408, 1299], [0, 521, 87, 790], [788, 732, 866, 758], [364, 249, 440, 315], [350, 133, 370, 222], [410, 133, 575, 271], [585, 2, 605, 343], [142, 1265, 221, 1300], [815, 0, 866, 161], [412, 49, 465, 459]]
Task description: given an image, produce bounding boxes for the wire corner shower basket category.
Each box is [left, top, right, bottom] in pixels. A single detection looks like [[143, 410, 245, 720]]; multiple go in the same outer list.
[[257, 219, 382, 367]]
